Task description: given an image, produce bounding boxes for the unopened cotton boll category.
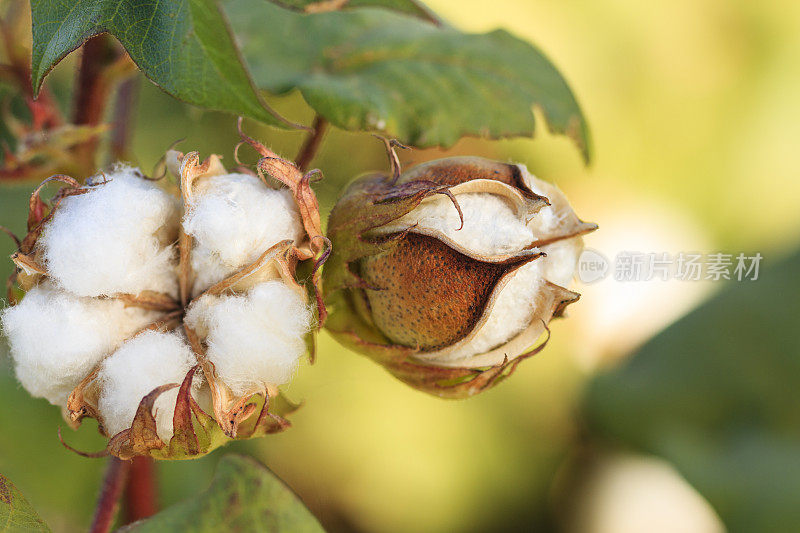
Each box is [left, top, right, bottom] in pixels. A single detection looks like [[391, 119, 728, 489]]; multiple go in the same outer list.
[[0, 283, 161, 405], [38, 166, 179, 297], [97, 330, 199, 440], [182, 173, 304, 294], [185, 281, 312, 396]]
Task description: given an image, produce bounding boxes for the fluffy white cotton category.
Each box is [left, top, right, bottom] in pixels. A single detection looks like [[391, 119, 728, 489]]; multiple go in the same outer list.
[[185, 281, 312, 396], [97, 330, 199, 441], [0, 283, 160, 405], [183, 173, 304, 294], [393, 193, 534, 257], [38, 166, 179, 297], [440, 238, 581, 361]]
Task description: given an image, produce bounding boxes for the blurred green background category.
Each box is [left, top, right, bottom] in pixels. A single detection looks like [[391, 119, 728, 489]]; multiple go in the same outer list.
[[2, 0, 800, 531]]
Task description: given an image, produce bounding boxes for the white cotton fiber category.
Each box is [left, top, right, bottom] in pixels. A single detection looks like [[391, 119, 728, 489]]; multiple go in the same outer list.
[[439, 264, 546, 362], [183, 173, 304, 295], [184, 281, 312, 396], [393, 193, 534, 257], [38, 166, 179, 298], [0, 283, 160, 405], [440, 238, 581, 361], [97, 330, 199, 441]]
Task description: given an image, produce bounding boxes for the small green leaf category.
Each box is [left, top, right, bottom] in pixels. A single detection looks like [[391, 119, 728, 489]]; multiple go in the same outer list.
[[29, 0, 288, 126], [0, 473, 50, 532], [584, 250, 800, 531], [267, 0, 441, 23], [228, 0, 590, 160], [119, 455, 323, 532]]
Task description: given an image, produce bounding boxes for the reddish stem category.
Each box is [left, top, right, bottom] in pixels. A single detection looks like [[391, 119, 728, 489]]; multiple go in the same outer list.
[[295, 115, 328, 172], [89, 458, 130, 533], [73, 35, 116, 126], [109, 76, 139, 163], [124, 456, 158, 524], [72, 34, 117, 172]]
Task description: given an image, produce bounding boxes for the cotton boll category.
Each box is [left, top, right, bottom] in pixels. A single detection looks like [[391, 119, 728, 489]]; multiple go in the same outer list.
[[185, 281, 312, 396], [0, 283, 161, 405], [393, 193, 535, 257], [38, 166, 179, 298], [97, 330, 199, 440], [183, 173, 304, 294]]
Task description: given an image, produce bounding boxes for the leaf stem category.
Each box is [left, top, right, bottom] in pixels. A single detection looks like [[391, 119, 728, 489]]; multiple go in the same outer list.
[[89, 457, 130, 533], [295, 116, 328, 172], [124, 456, 158, 523]]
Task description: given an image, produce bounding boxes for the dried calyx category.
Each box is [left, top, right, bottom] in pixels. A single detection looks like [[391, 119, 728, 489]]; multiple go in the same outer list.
[[0, 126, 327, 460], [324, 145, 596, 398]]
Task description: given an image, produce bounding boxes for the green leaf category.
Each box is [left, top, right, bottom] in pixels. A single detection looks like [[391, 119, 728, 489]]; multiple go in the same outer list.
[[584, 250, 800, 532], [267, 0, 441, 24], [119, 455, 323, 532], [228, 0, 590, 160], [29, 0, 288, 127], [0, 473, 50, 532]]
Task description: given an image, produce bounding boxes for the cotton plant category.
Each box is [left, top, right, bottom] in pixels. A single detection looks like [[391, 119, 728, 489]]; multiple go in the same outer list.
[[0, 0, 603, 528], [0, 129, 327, 460]]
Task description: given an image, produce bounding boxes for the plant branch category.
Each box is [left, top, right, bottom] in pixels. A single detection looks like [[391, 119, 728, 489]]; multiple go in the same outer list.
[[73, 35, 117, 126], [295, 116, 328, 172], [109, 75, 139, 163], [90, 457, 130, 533], [124, 456, 158, 524], [72, 34, 117, 173]]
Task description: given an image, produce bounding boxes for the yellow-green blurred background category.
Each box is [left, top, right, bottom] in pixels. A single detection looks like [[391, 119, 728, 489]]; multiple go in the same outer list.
[[2, 0, 800, 531]]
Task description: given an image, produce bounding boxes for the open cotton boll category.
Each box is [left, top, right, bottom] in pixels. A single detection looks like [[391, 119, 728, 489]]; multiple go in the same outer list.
[[38, 166, 179, 298], [185, 281, 312, 396], [183, 173, 304, 294], [393, 193, 535, 257], [0, 283, 161, 405], [97, 330, 199, 441]]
